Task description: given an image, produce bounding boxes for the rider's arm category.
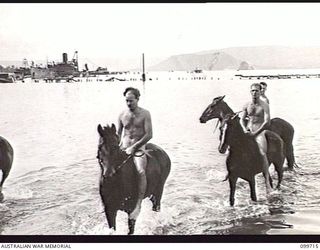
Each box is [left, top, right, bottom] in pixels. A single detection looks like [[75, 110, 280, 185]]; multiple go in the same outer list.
[[117, 113, 123, 139], [132, 111, 153, 150], [265, 96, 270, 104], [239, 104, 249, 133]]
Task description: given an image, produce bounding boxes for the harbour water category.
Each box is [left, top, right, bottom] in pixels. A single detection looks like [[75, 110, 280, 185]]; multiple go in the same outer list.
[[0, 72, 319, 235]]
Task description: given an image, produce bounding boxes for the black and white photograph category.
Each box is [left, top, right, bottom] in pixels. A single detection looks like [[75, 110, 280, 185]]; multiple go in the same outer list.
[[0, 2, 320, 241]]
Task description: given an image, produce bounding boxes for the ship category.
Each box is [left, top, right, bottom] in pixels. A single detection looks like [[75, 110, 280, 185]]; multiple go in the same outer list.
[[30, 51, 80, 80], [0, 72, 16, 83]]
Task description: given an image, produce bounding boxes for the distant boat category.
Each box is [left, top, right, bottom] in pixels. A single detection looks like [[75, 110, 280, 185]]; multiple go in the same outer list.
[[31, 51, 79, 80], [0, 72, 16, 83], [105, 76, 126, 82], [191, 68, 203, 73]]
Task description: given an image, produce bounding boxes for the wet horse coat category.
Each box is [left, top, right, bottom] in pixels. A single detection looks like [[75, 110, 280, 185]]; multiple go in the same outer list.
[[218, 114, 285, 206], [97, 124, 171, 234], [199, 95, 296, 170], [0, 136, 13, 201]]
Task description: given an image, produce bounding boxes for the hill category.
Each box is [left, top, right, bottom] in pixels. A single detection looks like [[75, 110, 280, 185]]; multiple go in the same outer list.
[[149, 46, 320, 71], [148, 52, 252, 71]]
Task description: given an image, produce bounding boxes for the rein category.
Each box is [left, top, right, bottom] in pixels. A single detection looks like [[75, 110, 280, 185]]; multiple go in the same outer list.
[[232, 110, 243, 118], [113, 150, 149, 172], [98, 146, 149, 178], [212, 119, 219, 134]]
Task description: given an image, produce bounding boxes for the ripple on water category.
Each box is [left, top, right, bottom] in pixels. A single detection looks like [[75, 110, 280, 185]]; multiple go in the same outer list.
[[1, 80, 319, 235]]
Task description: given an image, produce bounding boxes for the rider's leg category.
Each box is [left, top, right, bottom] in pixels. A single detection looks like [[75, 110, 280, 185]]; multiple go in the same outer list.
[[129, 149, 147, 220], [255, 131, 272, 194]]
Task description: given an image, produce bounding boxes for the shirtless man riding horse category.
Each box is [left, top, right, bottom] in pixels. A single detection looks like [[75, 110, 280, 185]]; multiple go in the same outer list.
[[117, 87, 153, 219], [240, 83, 272, 194]]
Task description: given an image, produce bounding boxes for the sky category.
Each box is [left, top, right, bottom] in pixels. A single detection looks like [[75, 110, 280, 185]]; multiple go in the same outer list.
[[1, 3, 320, 70]]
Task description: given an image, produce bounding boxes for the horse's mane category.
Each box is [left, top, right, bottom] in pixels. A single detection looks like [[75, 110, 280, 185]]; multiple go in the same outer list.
[[219, 99, 235, 116]]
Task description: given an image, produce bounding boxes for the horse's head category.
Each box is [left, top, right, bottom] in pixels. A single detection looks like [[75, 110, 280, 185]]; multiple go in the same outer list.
[[97, 123, 122, 178], [199, 95, 227, 123], [218, 113, 239, 154]]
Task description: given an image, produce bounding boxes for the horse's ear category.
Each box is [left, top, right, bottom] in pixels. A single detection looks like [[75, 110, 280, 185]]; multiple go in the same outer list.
[[97, 124, 104, 136], [111, 123, 116, 133], [218, 95, 225, 102], [214, 95, 225, 103]]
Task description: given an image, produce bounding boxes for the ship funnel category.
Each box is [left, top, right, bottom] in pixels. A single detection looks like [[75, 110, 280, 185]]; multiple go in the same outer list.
[[62, 53, 68, 63], [85, 63, 89, 71]]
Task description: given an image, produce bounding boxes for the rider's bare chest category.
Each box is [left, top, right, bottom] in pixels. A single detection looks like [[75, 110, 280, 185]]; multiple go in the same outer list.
[[247, 103, 263, 116]]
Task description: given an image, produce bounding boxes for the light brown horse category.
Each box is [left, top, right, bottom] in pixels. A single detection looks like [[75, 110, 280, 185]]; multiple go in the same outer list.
[[199, 95, 296, 170], [97, 124, 171, 234], [0, 136, 14, 201]]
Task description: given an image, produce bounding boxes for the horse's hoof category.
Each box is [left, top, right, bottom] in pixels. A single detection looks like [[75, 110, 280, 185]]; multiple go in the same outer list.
[[283, 166, 294, 172], [152, 205, 160, 212], [0, 193, 4, 202]]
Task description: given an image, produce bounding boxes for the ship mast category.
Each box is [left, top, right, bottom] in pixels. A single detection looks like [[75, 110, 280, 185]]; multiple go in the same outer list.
[[142, 53, 146, 101], [142, 53, 146, 85]]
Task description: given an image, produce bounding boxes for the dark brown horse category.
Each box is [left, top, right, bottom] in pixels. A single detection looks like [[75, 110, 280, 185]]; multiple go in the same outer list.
[[218, 114, 285, 206], [0, 136, 14, 201], [199, 95, 296, 170], [97, 124, 171, 235]]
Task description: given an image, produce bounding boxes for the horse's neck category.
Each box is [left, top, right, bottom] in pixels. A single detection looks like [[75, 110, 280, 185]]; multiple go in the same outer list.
[[219, 102, 235, 121], [228, 120, 249, 150]]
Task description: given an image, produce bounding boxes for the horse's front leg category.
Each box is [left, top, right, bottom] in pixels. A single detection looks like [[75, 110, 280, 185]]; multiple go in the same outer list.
[[128, 218, 136, 235], [249, 178, 257, 202], [229, 176, 237, 206]]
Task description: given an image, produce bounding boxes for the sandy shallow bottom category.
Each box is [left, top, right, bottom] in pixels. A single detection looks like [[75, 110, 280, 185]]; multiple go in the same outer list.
[[266, 209, 320, 235], [215, 209, 320, 235]]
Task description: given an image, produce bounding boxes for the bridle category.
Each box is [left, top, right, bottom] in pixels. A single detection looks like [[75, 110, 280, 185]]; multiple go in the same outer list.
[[97, 142, 147, 178], [212, 110, 243, 135]]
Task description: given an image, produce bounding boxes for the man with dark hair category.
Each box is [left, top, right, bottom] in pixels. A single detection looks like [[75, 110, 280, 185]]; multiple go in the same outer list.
[[260, 82, 269, 104], [117, 87, 152, 219], [240, 83, 272, 194], [123, 87, 141, 99]]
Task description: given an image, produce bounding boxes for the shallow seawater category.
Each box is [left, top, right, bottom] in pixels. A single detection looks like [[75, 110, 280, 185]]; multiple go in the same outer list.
[[0, 72, 319, 235]]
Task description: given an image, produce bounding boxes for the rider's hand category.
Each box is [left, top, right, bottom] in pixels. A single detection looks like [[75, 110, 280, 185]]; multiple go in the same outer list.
[[244, 129, 254, 137], [125, 145, 136, 155]]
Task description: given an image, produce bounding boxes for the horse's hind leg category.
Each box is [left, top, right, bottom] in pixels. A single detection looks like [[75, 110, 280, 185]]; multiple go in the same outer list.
[[275, 169, 283, 189], [286, 143, 295, 170], [248, 178, 257, 202], [229, 177, 237, 206], [150, 184, 164, 212], [263, 171, 273, 189], [274, 160, 284, 189], [0, 170, 5, 202]]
